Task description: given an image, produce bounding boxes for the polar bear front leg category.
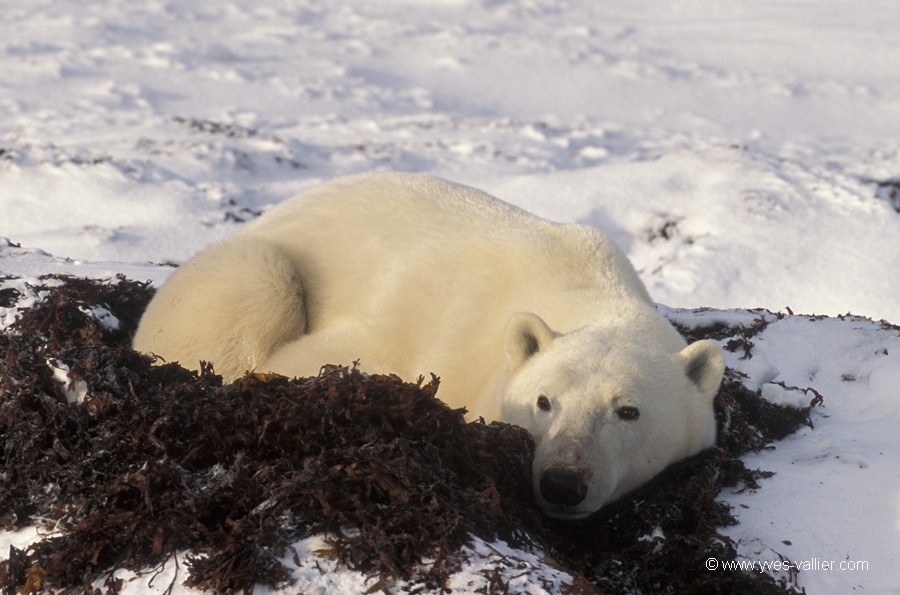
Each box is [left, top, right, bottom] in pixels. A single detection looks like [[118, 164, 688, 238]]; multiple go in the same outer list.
[[133, 237, 308, 381]]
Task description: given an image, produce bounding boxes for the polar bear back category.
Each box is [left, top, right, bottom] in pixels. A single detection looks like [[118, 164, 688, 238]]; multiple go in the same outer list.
[[242, 172, 653, 336]]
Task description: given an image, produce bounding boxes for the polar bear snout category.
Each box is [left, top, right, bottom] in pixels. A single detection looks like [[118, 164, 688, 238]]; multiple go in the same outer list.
[[539, 467, 589, 507]]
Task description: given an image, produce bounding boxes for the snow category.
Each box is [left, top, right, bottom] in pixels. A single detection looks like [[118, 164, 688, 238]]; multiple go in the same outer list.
[[47, 358, 90, 405], [2, 0, 899, 592], [672, 308, 900, 592]]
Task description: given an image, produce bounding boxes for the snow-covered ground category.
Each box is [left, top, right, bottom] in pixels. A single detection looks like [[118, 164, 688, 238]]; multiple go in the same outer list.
[[2, 1, 899, 592]]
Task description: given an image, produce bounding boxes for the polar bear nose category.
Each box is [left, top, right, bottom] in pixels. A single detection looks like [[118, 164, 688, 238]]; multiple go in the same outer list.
[[540, 468, 588, 507]]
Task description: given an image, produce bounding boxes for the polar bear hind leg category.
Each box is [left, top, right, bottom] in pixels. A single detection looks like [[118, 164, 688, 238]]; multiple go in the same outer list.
[[133, 238, 307, 381]]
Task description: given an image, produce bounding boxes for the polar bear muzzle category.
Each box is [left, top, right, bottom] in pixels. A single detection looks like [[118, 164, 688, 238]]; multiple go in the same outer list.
[[540, 468, 589, 507]]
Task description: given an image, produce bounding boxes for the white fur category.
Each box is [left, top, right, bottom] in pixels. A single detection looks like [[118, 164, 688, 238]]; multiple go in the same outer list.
[[134, 172, 724, 518]]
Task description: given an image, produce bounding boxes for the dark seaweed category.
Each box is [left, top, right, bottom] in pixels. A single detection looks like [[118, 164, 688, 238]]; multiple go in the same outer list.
[[0, 277, 810, 593]]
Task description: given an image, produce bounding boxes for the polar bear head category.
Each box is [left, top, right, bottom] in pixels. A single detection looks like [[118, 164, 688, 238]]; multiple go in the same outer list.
[[500, 312, 724, 520]]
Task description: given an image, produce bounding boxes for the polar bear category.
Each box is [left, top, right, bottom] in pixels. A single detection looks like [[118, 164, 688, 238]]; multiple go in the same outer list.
[[134, 172, 724, 519]]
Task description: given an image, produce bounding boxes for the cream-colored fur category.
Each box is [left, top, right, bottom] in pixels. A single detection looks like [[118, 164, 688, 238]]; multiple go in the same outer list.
[[134, 172, 724, 517]]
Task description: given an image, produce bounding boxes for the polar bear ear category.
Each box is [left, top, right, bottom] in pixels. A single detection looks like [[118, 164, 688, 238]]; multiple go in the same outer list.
[[504, 312, 557, 371], [680, 340, 726, 401]]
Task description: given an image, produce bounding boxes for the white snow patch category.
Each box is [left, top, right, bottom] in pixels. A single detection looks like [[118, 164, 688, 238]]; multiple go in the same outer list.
[[80, 304, 122, 331], [47, 358, 89, 404]]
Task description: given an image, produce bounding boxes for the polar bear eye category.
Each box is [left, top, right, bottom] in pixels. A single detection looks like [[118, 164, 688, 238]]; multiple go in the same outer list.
[[616, 406, 640, 421], [537, 395, 552, 412]]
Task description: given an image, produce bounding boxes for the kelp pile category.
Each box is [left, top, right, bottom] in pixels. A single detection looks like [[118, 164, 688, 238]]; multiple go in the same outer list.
[[0, 277, 809, 593]]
